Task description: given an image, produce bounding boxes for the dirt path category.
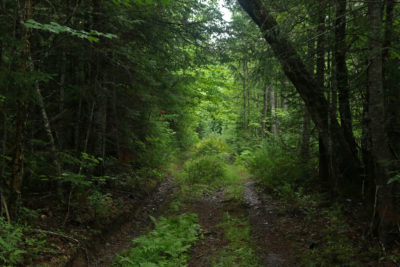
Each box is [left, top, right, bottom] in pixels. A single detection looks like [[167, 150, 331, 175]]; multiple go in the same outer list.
[[244, 180, 297, 266], [186, 189, 227, 266], [69, 169, 300, 266], [68, 177, 176, 266], [186, 179, 298, 266]]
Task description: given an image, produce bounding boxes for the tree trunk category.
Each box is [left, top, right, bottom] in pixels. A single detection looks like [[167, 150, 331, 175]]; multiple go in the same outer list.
[[94, 64, 107, 169], [237, 0, 361, 190], [335, 0, 357, 156], [74, 65, 84, 153], [242, 58, 247, 128], [270, 84, 277, 135], [261, 84, 268, 138], [112, 87, 121, 157], [12, 0, 33, 197], [247, 72, 251, 127], [383, 0, 400, 157], [60, 50, 66, 113], [300, 108, 311, 161], [367, 0, 399, 246], [300, 33, 315, 161], [361, 85, 374, 202], [316, 2, 330, 183], [35, 83, 62, 176]]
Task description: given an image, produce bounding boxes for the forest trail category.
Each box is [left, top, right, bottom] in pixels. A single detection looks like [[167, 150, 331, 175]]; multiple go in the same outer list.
[[69, 176, 177, 266], [185, 177, 297, 266], [70, 164, 299, 266], [243, 180, 297, 266]]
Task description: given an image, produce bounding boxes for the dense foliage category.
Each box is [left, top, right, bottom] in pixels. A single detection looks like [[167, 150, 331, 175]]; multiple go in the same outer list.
[[0, 0, 400, 264]]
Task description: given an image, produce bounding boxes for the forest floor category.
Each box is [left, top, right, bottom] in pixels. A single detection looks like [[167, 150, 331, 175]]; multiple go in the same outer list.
[[65, 162, 397, 267], [68, 164, 302, 266]]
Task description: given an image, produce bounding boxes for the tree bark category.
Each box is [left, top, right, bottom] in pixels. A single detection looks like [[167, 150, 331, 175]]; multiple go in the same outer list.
[[261, 84, 268, 138], [383, 0, 400, 157], [242, 57, 248, 128], [335, 0, 357, 156], [300, 108, 311, 161], [236, 0, 360, 187], [270, 84, 277, 135], [35, 83, 62, 177], [316, 2, 330, 183], [300, 33, 315, 161], [12, 0, 33, 196], [367, 0, 399, 246]]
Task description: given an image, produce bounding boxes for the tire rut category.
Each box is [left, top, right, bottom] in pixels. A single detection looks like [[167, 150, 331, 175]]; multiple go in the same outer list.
[[244, 179, 298, 266]]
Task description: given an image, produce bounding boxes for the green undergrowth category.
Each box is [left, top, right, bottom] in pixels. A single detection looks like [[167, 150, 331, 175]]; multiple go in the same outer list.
[[224, 164, 249, 202], [269, 181, 364, 265], [243, 141, 313, 191], [0, 217, 56, 266], [184, 154, 226, 184], [241, 139, 379, 265], [113, 213, 201, 267], [161, 137, 261, 266], [194, 136, 229, 156], [174, 160, 249, 209], [173, 137, 233, 200], [175, 140, 259, 266], [297, 203, 378, 266], [168, 137, 252, 211], [212, 212, 259, 267]]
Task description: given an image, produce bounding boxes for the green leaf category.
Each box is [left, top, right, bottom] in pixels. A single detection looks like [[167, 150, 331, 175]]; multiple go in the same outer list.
[[388, 174, 400, 184], [23, 19, 117, 42], [87, 36, 99, 43]]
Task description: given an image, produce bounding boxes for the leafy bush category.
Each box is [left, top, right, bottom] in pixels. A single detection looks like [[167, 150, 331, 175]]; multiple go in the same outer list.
[[184, 155, 226, 184], [235, 149, 253, 166], [247, 141, 309, 189], [194, 136, 228, 157], [114, 213, 200, 267]]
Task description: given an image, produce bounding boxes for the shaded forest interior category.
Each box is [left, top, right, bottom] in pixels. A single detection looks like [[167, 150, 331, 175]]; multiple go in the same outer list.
[[0, 0, 400, 265]]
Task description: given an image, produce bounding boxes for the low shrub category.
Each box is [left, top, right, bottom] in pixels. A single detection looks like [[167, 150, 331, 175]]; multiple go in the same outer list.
[[247, 141, 309, 189], [184, 155, 226, 184], [88, 191, 113, 219], [194, 136, 228, 157]]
